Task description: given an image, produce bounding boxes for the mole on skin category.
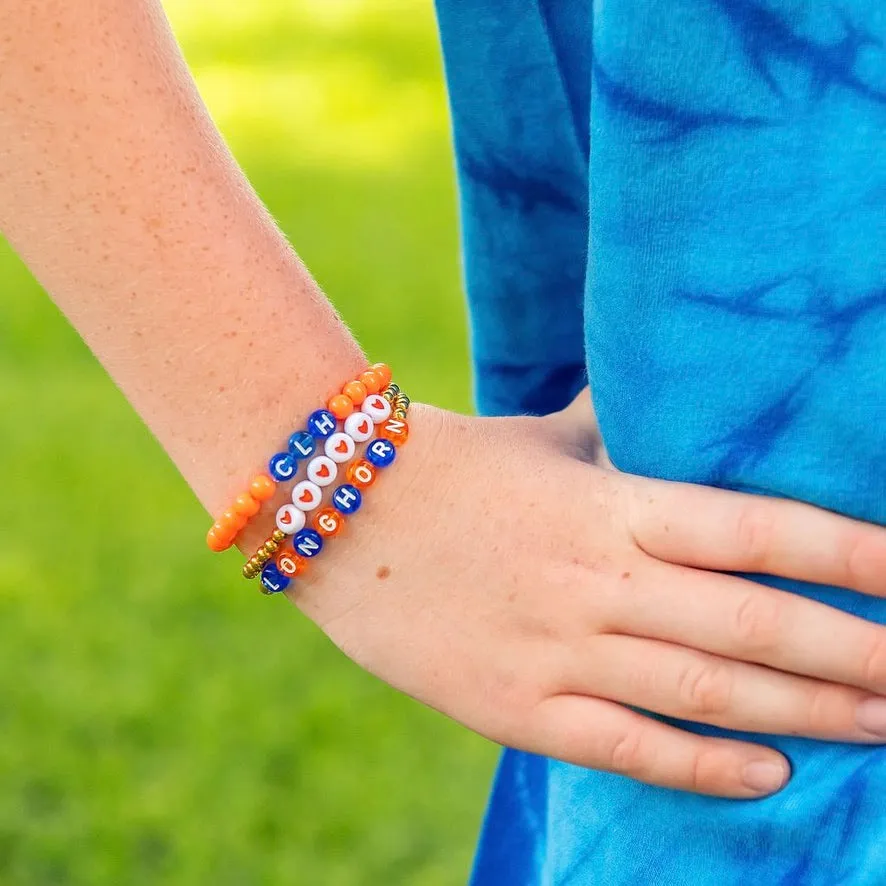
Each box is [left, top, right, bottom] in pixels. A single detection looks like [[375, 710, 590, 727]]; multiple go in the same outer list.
[[376, 565, 391, 580]]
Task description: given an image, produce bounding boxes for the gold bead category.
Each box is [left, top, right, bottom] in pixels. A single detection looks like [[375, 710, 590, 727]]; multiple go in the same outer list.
[[396, 395, 410, 408], [271, 529, 286, 543], [387, 382, 400, 395], [382, 390, 395, 402], [393, 410, 407, 420], [262, 541, 278, 556]]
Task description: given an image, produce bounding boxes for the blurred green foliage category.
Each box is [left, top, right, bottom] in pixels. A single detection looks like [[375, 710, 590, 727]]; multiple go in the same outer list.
[[0, 1, 495, 883]]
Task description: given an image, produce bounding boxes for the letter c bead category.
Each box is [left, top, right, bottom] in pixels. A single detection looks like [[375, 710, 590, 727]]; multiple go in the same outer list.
[[268, 451, 296, 482]]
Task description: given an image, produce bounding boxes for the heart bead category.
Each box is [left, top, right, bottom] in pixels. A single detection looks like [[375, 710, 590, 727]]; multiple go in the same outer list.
[[275, 504, 306, 535], [307, 455, 338, 487], [324, 432, 356, 463], [343, 411, 374, 443], [291, 480, 322, 511], [268, 451, 296, 482]]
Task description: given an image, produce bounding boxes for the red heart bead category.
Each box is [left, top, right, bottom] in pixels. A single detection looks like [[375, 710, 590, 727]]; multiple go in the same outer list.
[[299, 489, 313, 504], [358, 420, 369, 435], [317, 464, 330, 478], [280, 511, 292, 524], [335, 440, 348, 454]]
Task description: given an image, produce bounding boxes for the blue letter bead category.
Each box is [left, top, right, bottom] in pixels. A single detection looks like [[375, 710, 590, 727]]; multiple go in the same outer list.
[[307, 409, 338, 439], [268, 451, 297, 482], [260, 562, 291, 594], [365, 438, 396, 468], [288, 430, 317, 460], [332, 483, 362, 515], [293, 528, 324, 559]]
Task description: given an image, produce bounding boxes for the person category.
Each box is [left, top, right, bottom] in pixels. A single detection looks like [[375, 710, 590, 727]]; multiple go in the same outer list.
[[1, 0, 883, 882]]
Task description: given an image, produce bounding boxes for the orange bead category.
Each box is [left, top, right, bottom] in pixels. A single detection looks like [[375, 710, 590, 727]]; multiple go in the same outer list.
[[218, 509, 247, 537], [249, 474, 276, 502], [370, 362, 392, 387], [345, 458, 377, 489], [359, 369, 383, 394], [233, 492, 260, 517], [341, 380, 368, 406], [378, 417, 409, 447], [328, 394, 354, 420], [275, 547, 308, 577], [206, 524, 232, 552], [313, 507, 345, 537]]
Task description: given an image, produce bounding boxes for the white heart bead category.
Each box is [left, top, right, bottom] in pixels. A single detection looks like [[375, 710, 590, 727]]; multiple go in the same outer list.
[[291, 480, 323, 511], [307, 455, 338, 487], [275, 504, 306, 535], [325, 432, 356, 463], [344, 411, 375, 443], [362, 394, 392, 423]]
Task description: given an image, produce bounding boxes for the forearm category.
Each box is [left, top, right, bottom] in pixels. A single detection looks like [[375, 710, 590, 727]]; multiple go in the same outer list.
[[0, 0, 363, 522]]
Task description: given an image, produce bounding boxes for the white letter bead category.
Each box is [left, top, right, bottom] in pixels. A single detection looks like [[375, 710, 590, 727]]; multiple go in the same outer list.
[[275, 504, 306, 535], [291, 480, 323, 511], [362, 394, 392, 423], [325, 432, 356, 463], [307, 455, 338, 487], [344, 411, 375, 443]]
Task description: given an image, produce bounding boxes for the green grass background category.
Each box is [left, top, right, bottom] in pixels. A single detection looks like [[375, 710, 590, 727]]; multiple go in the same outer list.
[[0, 1, 497, 883]]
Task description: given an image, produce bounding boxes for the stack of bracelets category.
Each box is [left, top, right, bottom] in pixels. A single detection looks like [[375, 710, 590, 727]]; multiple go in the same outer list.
[[205, 362, 410, 596]]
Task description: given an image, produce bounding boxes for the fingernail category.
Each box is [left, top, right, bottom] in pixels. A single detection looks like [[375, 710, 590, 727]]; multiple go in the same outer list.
[[856, 698, 886, 736], [741, 759, 789, 794]]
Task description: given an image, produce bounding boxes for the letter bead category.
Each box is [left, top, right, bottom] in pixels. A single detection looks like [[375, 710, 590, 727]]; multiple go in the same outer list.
[[366, 438, 396, 468], [307, 455, 338, 487], [325, 432, 356, 463], [288, 430, 317, 460], [293, 528, 324, 559], [379, 418, 409, 446], [268, 451, 297, 482], [275, 547, 307, 577], [313, 507, 345, 537], [332, 483, 362, 515], [362, 393, 392, 423], [260, 561, 290, 595], [307, 408, 338, 439], [291, 480, 322, 511], [275, 503, 306, 535], [346, 458, 377, 489], [343, 411, 374, 443]]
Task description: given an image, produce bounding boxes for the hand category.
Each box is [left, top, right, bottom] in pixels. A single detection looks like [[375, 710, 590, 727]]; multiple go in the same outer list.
[[288, 401, 886, 798]]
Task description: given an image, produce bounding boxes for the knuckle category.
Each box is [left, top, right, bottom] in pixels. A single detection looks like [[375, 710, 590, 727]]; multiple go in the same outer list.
[[607, 728, 647, 776], [677, 659, 734, 717], [843, 530, 875, 591], [735, 504, 776, 570], [688, 747, 721, 793], [861, 633, 886, 687], [732, 591, 783, 652], [804, 684, 844, 735]]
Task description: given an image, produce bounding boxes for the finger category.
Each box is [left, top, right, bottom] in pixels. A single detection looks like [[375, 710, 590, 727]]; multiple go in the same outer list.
[[530, 693, 790, 798], [613, 562, 886, 694], [626, 478, 886, 596], [575, 634, 886, 742]]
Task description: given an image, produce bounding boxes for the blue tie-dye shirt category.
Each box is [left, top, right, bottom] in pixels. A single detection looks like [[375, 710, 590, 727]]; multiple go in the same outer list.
[[433, 1, 886, 882]]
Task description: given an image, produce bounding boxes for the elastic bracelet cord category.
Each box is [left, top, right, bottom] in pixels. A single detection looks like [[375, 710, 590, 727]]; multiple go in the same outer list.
[[205, 362, 393, 553], [251, 387, 410, 595]]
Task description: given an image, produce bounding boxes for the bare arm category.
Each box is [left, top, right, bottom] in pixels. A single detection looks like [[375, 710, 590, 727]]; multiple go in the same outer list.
[[0, 0, 365, 527]]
